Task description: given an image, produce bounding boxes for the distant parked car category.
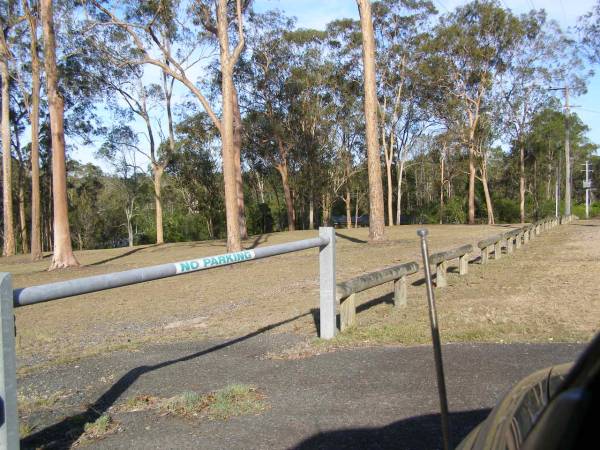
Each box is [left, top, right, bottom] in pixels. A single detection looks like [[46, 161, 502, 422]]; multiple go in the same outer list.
[[457, 332, 599, 450], [331, 215, 369, 227]]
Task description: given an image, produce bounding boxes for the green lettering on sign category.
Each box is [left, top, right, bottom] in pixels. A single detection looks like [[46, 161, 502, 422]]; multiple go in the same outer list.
[[175, 250, 256, 274]]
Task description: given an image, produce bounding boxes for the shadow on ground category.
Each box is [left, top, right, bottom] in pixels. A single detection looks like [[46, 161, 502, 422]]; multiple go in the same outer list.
[[336, 232, 368, 244], [292, 409, 490, 450], [21, 312, 313, 449], [89, 245, 158, 266]]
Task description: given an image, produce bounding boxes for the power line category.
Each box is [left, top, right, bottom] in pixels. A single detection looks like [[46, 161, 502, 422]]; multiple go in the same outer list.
[[579, 107, 600, 114]]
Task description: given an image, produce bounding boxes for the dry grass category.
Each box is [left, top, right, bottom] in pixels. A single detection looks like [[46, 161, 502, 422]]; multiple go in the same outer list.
[[117, 384, 267, 420], [73, 414, 121, 446], [3, 221, 599, 371]]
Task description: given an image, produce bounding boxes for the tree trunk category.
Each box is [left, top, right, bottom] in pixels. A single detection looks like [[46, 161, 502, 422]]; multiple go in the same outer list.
[[481, 164, 495, 225], [153, 164, 164, 244], [41, 0, 79, 269], [18, 173, 29, 254], [468, 146, 476, 224], [232, 85, 247, 239], [395, 159, 405, 225], [322, 193, 331, 226], [276, 163, 295, 231], [345, 186, 352, 229], [309, 196, 314, 229], [385, 158, 393, 226], [1, 59, 15, 256], [217, 0, 242, 252], [519, 142, 525, 223], [126, 205, 134, 248], [440, 153, 444, 225], [29, 10, 42, 260], [355, 191, 360, 227], [357, 0, 385, 241]]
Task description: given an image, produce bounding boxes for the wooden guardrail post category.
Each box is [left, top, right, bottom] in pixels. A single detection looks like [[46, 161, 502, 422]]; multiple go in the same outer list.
[[339, 293, 356, 331], [506, 236, 514, 254], [516, 231, 523, 248], [394, 276, 407, 307], [429, 244, 472, 286], [336, 261, 418, 332], [494, 240, 503, 259], [459, 252, 469, 275], [436, 261, 448, 287], [481, 246, 490, 264]]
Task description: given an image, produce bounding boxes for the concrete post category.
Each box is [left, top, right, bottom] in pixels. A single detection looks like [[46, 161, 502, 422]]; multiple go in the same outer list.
[[0, 273, 18, 450], [515, 233, 522, 249], [319, 227, 336, 339], [394, 276, 407, 307]]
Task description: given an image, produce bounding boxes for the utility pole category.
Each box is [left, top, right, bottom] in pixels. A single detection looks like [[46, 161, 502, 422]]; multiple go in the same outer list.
[[549, 86, 572, 216], [582, 160, 592, 219]]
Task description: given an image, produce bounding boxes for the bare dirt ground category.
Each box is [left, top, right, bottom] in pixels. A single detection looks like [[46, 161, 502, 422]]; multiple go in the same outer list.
[[1, 220, 598, 372]]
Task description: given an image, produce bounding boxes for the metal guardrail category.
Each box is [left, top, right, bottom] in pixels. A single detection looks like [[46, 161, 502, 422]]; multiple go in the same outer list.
[[336, 261, 419, 331], [0, 227, 337, 449]]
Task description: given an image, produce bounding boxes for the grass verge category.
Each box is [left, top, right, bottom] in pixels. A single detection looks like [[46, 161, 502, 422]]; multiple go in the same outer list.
[[118, 384, 267, 421], [73, 414, 121, 446]]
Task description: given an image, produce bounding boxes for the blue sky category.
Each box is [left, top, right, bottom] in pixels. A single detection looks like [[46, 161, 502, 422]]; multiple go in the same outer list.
[[74, 0, 600, 167], [252, 0, 599, 145]]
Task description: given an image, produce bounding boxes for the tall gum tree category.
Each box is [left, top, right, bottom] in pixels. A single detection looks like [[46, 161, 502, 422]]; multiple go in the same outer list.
[[90, 0, 246, 252], [41, 0, 79, 268], [422, 1, 526, 224], [356, 0, 385, 240], [0, 3, 19, 256], [23, 0, 43, 259]]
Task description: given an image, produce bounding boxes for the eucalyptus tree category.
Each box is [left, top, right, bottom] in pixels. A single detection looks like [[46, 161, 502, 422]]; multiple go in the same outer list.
[[421, 0, 528, 224], [97, 125, 146, 247], [241, 11, 296, 230], [356, 0, 385, 240], [40, 0, 80, 268], [326, 18, 364, 229], [372, 0, 436, 226], [88, 0, 248, 252], [579, 0, 600, 64], [499, 10, 587, 223], [22, 0, 43, 259], [100, 65, 171, 245], [0, 0, 23, 256], [169, 111, 223, 239]]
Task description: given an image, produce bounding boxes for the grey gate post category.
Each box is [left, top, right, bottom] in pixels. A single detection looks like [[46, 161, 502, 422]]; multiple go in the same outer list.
[[1, 273, 18, 450], [319, 227, 336, 339]]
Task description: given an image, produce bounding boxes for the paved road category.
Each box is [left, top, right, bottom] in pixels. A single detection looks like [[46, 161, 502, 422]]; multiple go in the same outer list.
[[19, 332, 584, 449]]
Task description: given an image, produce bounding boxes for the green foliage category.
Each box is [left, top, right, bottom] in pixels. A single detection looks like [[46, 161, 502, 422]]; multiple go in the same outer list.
[[493, 198, 520, 223], [572, 202, 600, 218], [443, 197, 467, 224]]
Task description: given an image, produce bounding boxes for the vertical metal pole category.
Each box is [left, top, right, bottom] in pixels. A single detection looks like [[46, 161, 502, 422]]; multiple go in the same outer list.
[[0, 273, 18, 450], [555, 165, 559, 218], [319, 227, 336, 339], [585, 160, 590, 219], [417, 230, 450, 450], [564, 86, 571, 216]]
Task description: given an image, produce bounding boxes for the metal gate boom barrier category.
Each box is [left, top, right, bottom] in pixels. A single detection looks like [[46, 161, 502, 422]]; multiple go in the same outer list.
[[0, 227, 336, 449]]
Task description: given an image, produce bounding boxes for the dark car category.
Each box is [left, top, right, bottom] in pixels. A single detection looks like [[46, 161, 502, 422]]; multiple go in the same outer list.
[[458, 333, 599, 449]]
